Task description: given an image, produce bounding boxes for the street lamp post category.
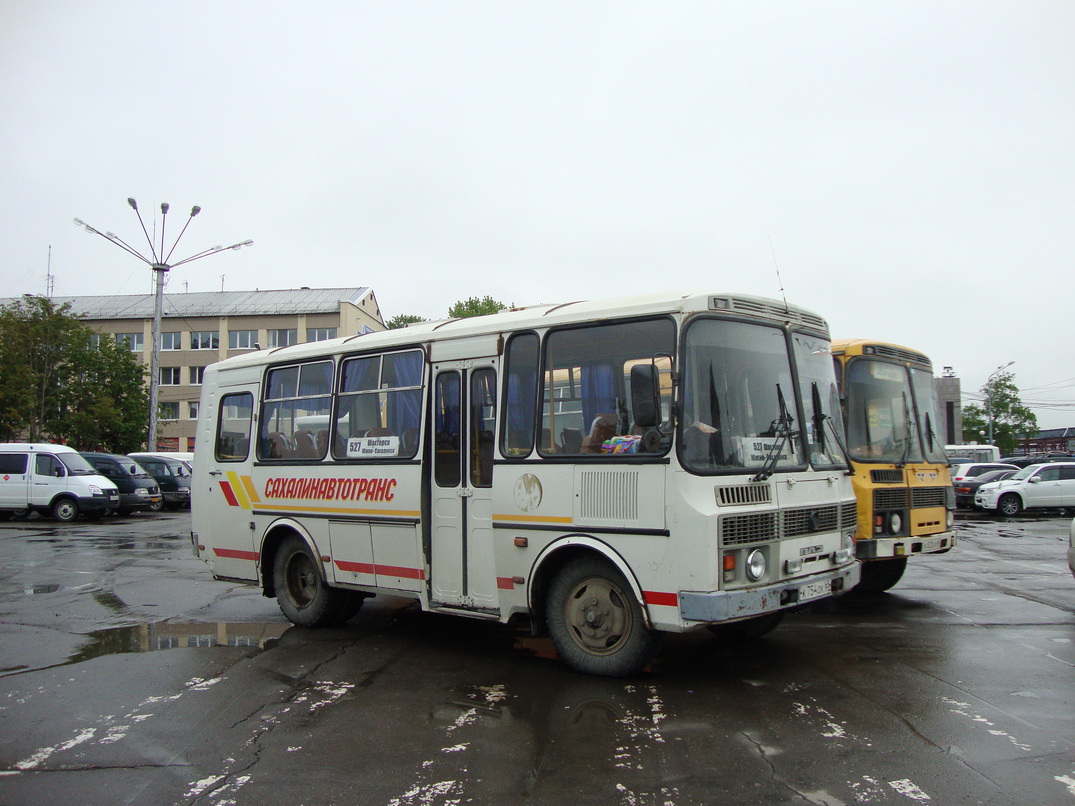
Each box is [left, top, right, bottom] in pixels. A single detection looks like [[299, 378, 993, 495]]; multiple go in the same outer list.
[[986, 361, 1015, 446], [74, 199, 252, 451]]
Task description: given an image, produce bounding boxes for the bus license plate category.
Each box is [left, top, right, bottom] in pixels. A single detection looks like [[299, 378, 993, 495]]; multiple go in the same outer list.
[[919, 537, 943, 553], [797, 580, 831, 603]]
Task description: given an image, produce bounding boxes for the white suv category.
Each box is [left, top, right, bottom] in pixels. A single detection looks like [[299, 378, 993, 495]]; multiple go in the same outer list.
[[975, 462, 1075, 516]]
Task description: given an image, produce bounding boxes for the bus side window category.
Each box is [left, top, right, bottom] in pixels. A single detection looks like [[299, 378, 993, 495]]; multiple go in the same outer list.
[[216, 392, 254, 462]]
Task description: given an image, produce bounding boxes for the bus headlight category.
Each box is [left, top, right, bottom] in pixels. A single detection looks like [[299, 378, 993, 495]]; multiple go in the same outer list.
[[746, 549, 766, 581], [888, 512, 903, 534], [834, 533, 855, 565], [88, 485, 103, 496], [946, 510, 954, 529]]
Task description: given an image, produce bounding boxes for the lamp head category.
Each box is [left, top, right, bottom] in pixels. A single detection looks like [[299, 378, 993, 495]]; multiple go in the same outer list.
[[127, 198, 138, 211], [161, 203, 170, 214], [190, 206, 201, 217]]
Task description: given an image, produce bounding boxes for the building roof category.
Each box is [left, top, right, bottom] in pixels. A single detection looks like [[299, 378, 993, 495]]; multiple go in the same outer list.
[[46, 287, 372, 321]]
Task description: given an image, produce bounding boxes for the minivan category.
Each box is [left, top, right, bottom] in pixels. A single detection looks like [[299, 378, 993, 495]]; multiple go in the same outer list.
[[0, 443, 120, 521], [128, 453, 192, 510], [78, 452, 162, 514]]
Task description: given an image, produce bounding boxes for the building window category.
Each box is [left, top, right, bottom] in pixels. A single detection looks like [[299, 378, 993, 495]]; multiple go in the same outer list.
[[307, 327, 337, 342], [191, 331, 219, 350], [89, 333, 100, 350], [160, 367, 182, 385], [161, 331, 182, 350], [229, 329, 257, 350], [267, 329, 297, 348], [189, 401, 199, 420], [116, 333, 144, 351], [159, 401, 180, 420], [189, 366, 206, 385]]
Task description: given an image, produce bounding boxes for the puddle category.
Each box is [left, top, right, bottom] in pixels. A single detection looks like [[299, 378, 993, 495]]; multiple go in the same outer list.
[[67, 621, 291, 665]]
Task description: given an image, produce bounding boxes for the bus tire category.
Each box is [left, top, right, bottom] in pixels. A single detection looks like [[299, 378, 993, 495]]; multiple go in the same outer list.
[[545, 556, 662, 677], [855, 557, 908, 593], [707, 611, 784, 641], [51, 498, 79, 522], [998, 494, 1022, 517], [274, 535, 345, 627]]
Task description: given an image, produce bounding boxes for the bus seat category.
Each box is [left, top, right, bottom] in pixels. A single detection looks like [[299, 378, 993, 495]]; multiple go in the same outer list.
[[581, 414, 617, 453], [294, 430, 318, 458], [560, 427, 583, 454]]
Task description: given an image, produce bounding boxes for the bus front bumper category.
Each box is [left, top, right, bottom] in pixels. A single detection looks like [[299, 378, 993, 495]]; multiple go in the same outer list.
[[855, 531, 955, 560], [679, 562, 861, 624]]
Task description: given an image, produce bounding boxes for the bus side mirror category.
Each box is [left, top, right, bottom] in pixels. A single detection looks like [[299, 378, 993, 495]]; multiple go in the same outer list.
[[630, 364, 660, 428]]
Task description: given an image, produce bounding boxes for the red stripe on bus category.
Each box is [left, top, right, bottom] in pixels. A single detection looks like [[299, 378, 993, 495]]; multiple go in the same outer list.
[[332, 560, 424, 580], [213, 548, 259, 561], [375, 564, 426, 580], [644, 591, 679, 607], [335, 560, 376, 575], [219, 481, 240, 507]]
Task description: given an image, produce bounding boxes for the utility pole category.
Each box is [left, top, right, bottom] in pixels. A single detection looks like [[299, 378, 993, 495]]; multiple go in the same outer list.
[[74, 199, 252, 450]]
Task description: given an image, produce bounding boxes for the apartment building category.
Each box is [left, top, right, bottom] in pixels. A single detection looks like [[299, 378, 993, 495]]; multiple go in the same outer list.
[[54, 287, 384, 451]]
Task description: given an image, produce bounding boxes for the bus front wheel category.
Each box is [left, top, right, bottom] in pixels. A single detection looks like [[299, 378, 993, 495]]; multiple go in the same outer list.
[[855, 557, 908, 593], [274, 535, 346, 627], [546, 556, 662, 677]]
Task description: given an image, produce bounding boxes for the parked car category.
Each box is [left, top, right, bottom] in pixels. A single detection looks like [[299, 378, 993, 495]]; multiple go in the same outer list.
[[975, 462, 1075, 516], [949, 462, 1019, 483], [128, 453, 192, 510], [953, 468, 1018, 508], [0, 443, 119, 521], [78, 452, 161, 514]]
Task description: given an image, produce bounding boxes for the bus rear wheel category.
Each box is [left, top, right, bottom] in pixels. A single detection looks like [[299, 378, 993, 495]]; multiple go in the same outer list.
[[274, 535, 346, 627], [855, 557, 908, 594], [546, 556, 662, 677]]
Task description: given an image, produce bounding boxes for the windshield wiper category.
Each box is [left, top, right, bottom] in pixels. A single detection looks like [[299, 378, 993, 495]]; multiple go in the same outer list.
[[896, 391, 915, 468], [752, 384, 795, 482], [812, 382, 854, 474]]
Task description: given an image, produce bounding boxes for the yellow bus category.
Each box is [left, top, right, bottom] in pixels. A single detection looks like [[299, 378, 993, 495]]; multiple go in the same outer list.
[[831, 340, 955, 592], [191, 292, 861, 676]]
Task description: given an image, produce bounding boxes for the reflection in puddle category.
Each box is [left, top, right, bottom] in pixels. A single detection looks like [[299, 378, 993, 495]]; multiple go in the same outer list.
[[24, 584, 63, 595], [68, 621, 290, 665]]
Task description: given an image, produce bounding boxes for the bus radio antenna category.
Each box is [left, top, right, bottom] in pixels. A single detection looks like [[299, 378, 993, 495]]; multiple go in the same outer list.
[[769, 236, 789, 311]]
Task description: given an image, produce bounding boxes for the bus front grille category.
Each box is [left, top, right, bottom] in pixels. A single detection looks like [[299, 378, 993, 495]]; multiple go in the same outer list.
[[911, 487, 949, 509]]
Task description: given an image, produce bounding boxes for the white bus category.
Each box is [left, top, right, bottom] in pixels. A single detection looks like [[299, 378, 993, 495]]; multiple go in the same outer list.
[[191, 291, 860, 676]]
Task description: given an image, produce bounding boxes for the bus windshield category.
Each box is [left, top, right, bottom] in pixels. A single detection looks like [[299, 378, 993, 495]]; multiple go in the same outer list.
[[792, 333, 848, 471], [909, 365, 947, 462], [680, 318, 804, 474], [843, 358, 923, 464]]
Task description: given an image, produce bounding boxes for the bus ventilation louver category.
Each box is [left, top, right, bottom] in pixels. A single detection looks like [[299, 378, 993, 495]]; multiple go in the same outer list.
[[870, 469, 904, 484], [911, 487, 949, 508], [715, 484, 773, 506], [718, 297, 829, 333], [875, 488, 909, 509], [579, 469, 639, 523], [868, 344, 930, 366], [721, 501, 857, 546]]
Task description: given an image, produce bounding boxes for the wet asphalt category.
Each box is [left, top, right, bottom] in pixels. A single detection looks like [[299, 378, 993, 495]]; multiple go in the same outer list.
[[0, 509, 1072, 806]]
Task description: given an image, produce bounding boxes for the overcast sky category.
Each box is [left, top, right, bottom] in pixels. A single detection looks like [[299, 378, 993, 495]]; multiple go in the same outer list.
[[1, 2, 1072, 428]]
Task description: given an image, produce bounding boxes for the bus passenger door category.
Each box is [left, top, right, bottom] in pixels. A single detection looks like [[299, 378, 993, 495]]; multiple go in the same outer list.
[[430, 361, 499, 612]]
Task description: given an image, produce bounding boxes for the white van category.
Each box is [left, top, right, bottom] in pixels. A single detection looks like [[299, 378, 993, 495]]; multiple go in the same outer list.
[[0, 443, 120, 521]]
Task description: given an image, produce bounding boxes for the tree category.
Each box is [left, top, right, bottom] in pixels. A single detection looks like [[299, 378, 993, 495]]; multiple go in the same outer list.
[[0, 295, 149, 451], [961, 370, 1037, 456], [386, 313, 428, 329], [448, 296, 508, 319]]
